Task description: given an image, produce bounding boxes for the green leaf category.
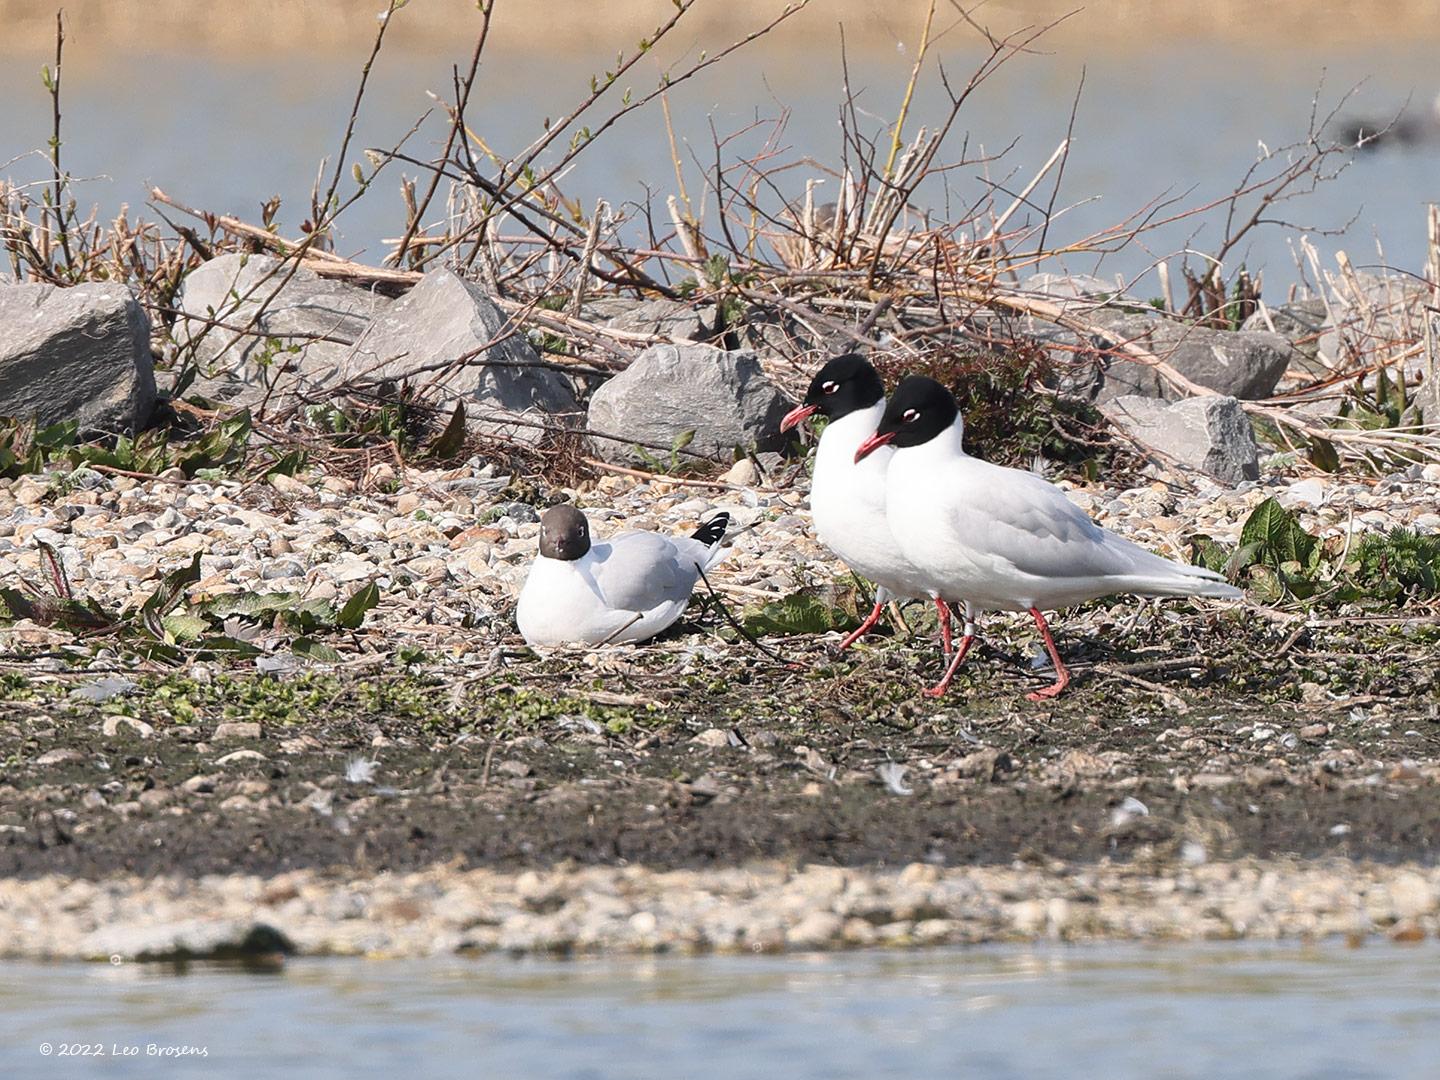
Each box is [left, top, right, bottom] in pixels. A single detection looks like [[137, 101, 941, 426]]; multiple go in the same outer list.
[[336, 581, 381, 630], [1307, 437, 1341, 473], [1188, 536, 1233, 574], [423, 401, 467, 460], [292, 637, 344, 663], [740, 590, 857, 637], [1238, 497, 1319, 571], [162, 612, 212, 643], [140, 553, 204, 618], [1224, 541, 1263, 579], [196, 591, 301, 619], [670, 429, 696, 454], [0, 587, 36, 622], [192, 635, 263, 657], [33, 420, 78, 451], [263, 449, 307, 477]]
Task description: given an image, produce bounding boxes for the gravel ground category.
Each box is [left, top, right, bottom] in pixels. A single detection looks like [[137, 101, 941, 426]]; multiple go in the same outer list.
[[2, 859, 1437, 963], [0, 456, 1437, 961]]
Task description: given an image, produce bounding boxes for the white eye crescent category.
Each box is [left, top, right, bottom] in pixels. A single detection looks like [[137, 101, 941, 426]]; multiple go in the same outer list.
[[902, 408, 920, 423], [821, 381, 839, 395]]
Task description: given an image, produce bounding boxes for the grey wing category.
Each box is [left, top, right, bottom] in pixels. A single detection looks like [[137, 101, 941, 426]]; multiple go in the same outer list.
[[588, 532, 700, 612], [961, 467, 1151, 581]]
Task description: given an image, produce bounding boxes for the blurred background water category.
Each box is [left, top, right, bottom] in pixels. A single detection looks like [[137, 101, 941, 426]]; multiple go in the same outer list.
[[3, 943, 1439, 1079], [1, 0, 1439, 291]]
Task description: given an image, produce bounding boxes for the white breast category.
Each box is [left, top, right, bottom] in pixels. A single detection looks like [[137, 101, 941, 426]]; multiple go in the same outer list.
[[810, 406, 933, 601]]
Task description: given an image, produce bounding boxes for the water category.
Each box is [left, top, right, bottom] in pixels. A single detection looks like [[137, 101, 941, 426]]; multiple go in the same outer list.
[[3, 23, 1440, 290], [3, 943, 1438, 1079]]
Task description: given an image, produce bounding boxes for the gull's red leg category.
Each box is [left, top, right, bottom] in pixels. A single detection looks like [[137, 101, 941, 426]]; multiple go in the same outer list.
[[1025, 607, 1071, 701], [936, 598, 954, 661], [923, 622, 976, 698], [834, 599, 885, 652]]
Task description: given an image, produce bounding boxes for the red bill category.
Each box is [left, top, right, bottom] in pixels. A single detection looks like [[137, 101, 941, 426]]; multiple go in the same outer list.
[[853, 430, 895, 463], [780, 403, 818, 432]]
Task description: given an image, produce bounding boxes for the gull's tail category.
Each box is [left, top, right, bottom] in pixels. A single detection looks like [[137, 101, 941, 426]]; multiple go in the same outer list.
[[682, 512, 730, 571], [690, 512, 730, 548]]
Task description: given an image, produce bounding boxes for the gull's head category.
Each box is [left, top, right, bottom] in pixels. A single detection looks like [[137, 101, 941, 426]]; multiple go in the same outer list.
[[854, 375, 958, 462], [538, 504, 592, 561], [781, 353, 885, 432]]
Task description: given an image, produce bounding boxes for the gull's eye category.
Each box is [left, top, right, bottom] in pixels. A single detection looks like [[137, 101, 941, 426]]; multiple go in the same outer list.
[[821, 380, 839, 395], [901, 408, 920, 424]]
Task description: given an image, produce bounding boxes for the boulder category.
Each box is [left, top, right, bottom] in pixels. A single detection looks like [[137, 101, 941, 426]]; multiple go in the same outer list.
[[1051, 310, 1291, 404], [0, 281, 156, 434], [1241, 299, 1329, 386], [174, 253, 390, 406], [1021, 272, 1132, 305], [1102, 394, 1260, 485], [1316, 272, 1428, 370], [586, 343, 793, 465], [339, 268, 580, 443], [1419, 355, 1440, 428], [585, 297, 716, 341], [1241, 299, 1328, 351]]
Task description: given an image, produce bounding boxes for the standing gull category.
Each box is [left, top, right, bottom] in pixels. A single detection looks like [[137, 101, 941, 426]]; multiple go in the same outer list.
[[855, 375, 1242, 700], [781, 354, 957, 655], [516, 505, 729, 647]]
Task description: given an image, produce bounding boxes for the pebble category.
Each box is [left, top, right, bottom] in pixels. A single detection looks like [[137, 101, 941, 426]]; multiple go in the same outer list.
[[101, 716, 155, 739], [720, 458, 759, 486], [35, 748, 83, 766], [0, 451, 1428, 679], [0, 851, 1434, 962], [214, 750, 268, 766]]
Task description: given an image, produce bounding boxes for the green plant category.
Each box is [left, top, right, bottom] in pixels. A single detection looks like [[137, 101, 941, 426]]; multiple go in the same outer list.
[[0, 411, 252, 480], [0, 545, 383, 664], [1191, 496, 1440, 606], [631, 428, 696, 473], [737, 589, 858, 637]]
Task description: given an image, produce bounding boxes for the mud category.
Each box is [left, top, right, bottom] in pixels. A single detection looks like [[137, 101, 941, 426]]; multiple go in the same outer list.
[[2, 607, 1436, 880]]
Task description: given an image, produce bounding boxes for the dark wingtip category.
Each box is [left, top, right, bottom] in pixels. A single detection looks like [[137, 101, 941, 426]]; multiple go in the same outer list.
[[690, 512, 729, 546]]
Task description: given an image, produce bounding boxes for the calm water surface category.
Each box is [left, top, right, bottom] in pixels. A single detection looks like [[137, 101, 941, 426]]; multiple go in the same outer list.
[[2, 943, 1438, 1079], [2, 28, 1440, 289]]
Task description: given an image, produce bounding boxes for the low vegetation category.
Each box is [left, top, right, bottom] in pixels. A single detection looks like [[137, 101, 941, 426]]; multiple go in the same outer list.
[[0, 543, 381, 663], [1193, 496, 1440, 606]]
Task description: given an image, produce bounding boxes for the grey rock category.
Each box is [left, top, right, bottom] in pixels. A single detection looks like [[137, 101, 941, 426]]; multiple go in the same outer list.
[[1317, 273, 1428, 371], [175, 253, 390, 406], [1052, 310, 1291, 403], [1022, 272, 1132, 304], [737, 306, 813, 361], [1242, 300, 1329, 386], [586, 343, 794, 465], [1241, 299, 1328, 349], [1419, 346, 1440, 428], [785, 910, 844, 949], [84, 919, 294, 963], [35, 748, 84, 766], [340, 269, 580, 443], [586, 297, 716, 341], [0, 281, 156, 433], [1102, 394, 1260, 485]]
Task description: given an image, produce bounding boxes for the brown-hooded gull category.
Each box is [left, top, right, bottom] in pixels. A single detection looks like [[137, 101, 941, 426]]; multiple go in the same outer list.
[[516, 505, 728, 647]]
